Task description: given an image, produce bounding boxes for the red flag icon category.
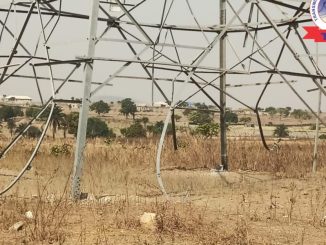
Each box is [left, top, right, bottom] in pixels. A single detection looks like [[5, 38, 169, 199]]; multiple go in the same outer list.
[[303, 26, 326, 42]]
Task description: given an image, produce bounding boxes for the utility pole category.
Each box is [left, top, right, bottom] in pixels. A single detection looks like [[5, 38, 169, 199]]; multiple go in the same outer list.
[[71, 0, 100, 199], [219, 0, 228, 171], [313, 43, 321, 173]]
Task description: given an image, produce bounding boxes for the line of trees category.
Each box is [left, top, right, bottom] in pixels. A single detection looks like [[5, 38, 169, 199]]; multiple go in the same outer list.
[[0, 98, 139, 139], [0, 99, 317, 140], [264, 107, 311, 120], [0, 98, 152, 139]]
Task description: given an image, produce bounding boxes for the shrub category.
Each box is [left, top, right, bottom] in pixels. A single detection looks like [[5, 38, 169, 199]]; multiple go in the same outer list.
[[15, 123, 42, 138], [121, 122, 146, 138], [27, 126, 42, 138], [273, 124, 289, 138], [194, 123, 219, 138], [0, 105, 24, 121], [319, 134, 326, 140], [265, 106, 277, 117], [277, 107, 291, 117], [147, 121, 173, 136], [66, 114, 115, 138], [176, 139, 190, 149], [239, 117, 251, 123], [141, 117, 149, 126], [189, 111, 212, 125], [291, 109, 311, 120], [87, 117, 113, 138], [66, 112, 79, 135], [104, 137, 115, 145], [50, 144, 72, 157], [225, 111, 238, 123]]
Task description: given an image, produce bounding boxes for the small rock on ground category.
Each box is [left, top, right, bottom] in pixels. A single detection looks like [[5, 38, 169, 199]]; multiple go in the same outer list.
[[25, 211, 33, 219], [9, 221, 24, 231], [140, 212, 157, 231], [98, 196, 112, 204]]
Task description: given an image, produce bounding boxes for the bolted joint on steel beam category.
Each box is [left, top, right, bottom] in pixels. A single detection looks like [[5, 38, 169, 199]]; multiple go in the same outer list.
[[107, 18, 120, 28]]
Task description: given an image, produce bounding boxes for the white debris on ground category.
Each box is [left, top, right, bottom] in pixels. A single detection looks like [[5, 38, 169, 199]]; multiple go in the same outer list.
[[86, 193, 96, 202], [140, 212, 157, 231], [98, 195, 112, 204], [9, 221, 24, 231], [320, 216, 326, 227], [25, 211, 34, 219], [46, 193, 56, 205]]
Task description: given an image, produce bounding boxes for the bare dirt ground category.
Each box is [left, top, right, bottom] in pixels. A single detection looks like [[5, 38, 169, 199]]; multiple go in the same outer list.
[[1, 136, 326, 244], [1, 167, 326, 244]]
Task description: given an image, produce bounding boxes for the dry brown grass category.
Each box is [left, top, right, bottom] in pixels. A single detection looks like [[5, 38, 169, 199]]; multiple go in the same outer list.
[[1, 136, 326, 244]]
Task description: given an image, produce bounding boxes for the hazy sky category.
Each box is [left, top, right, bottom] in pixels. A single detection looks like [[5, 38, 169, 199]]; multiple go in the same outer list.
[[0, 0, 325, 110]]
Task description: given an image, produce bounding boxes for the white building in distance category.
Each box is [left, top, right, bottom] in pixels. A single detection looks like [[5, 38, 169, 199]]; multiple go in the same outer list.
[[154, 101, 169, 108], [2, 95, 32, 105], [136, 103, 152, 112]]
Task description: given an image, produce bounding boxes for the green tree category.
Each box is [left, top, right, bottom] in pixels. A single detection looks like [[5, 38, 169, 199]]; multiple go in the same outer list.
[[277, 107, 291, 118], [265, 107, 277, 117], [66, 113, 114, 138], [13, 107, 23, 117], [273, 124, 289, 138], [141, 117, 149, 128], [147, 121, 173, 136], [194, 102, 208, 110], [7, 118, 16, 136], [66, 112, 79, 135], [194, 123, 219, 138], [189, 111, 212, 125], [60, 115, 68, 138], [43, 105, 67, 139], [90, 100, 110, 115], [120, 98, 137, 119], [225, 111, 238, 123], [0, 106, 23, 122], [291, 109, 311, 120], [121, 122, 146, 138], [87, 117, 114, 138]]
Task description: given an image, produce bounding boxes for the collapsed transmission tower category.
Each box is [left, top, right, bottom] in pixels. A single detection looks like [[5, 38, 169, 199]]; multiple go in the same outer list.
[[0, 0, 324, 198]]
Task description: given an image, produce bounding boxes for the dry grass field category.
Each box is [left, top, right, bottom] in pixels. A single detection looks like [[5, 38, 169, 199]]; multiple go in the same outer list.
[[1, 136, 326, 244]]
